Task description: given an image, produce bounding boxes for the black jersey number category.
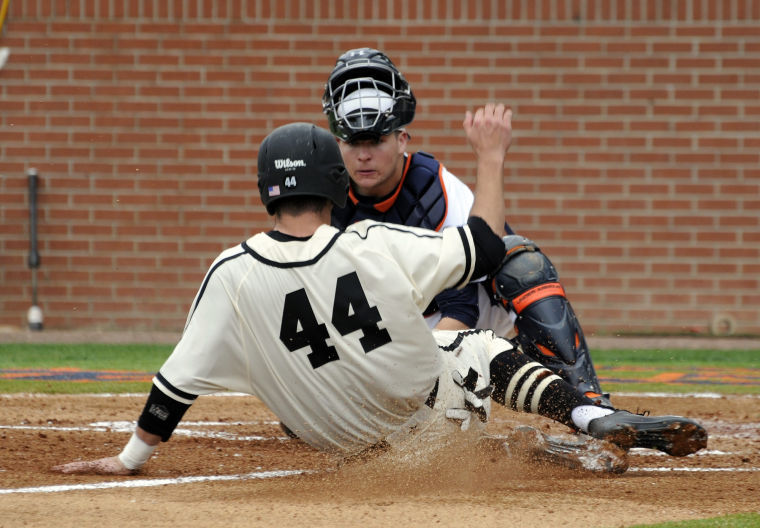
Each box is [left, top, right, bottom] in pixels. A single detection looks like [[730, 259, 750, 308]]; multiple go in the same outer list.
[[279, 272, 392, 369]]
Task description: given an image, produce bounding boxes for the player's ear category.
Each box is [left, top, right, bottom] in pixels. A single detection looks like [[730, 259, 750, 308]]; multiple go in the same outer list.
[[396, 129, 410, 150]]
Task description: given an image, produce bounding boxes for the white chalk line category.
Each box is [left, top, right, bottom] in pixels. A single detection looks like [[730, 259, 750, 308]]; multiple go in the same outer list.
[[2, 391, 758, 400], [3, 465, 757, 496], [0, 392, 247, 399], [629, 467, 760, 473], [0, 421, 290, 442], [614, 392, 760, 399], [90, 420, 289, 442], [0, 469, 307, 495], [629, 448, 733, 457], [1, 424, 110, 433]]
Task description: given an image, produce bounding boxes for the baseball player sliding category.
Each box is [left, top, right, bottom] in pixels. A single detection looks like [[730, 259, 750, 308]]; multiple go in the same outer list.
[[53, 106, 706, 476]]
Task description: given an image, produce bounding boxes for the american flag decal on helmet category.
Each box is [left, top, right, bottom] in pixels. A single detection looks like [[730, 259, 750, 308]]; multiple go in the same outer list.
[[268, 185, 280, 197]]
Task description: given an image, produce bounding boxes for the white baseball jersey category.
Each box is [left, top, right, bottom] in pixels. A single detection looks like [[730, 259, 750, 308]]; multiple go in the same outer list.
[[425, 165, 514, 335], [439, 166, 474, 230], [156, 220, 477, 454]]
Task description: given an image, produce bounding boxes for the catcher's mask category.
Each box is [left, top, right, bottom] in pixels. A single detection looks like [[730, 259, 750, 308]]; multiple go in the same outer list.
[[322, 47, 416, 142], [257, 123, 349, 215]]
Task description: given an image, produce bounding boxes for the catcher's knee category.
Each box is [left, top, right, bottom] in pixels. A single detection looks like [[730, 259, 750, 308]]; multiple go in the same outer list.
[[488, 235, 603, 395], [488, 235, 561, 313]]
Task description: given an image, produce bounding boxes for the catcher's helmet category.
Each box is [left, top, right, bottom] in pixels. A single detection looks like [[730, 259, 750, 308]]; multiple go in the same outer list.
[[257, 123, 349, 215], [322, 48, 416, 142]]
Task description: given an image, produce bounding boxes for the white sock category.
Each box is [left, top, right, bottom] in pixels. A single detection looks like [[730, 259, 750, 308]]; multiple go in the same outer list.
[[571, 405, 615, 433]]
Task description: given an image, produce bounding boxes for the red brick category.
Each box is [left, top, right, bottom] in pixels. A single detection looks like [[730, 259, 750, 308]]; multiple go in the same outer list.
[[0, 15, 757, 335]]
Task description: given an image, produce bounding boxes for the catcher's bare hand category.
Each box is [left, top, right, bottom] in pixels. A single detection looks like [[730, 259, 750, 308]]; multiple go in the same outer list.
[[52, 456, 135, 476], [463, 102, 513, 165]]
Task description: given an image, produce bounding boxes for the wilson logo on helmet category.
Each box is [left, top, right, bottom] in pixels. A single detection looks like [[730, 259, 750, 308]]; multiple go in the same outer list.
[[257, 122, 349, 215], [274, 158, 306, 170]]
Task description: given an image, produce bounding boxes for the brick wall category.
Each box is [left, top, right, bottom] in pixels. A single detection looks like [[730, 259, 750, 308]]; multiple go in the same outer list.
[[1, 1, 758, 336]]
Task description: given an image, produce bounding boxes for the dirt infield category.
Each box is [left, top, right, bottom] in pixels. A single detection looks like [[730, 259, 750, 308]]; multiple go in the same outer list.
[[1, 392, 758, 528]]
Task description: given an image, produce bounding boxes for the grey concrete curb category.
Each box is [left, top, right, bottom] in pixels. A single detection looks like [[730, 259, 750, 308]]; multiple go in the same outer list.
[[1, 329, 759, 350]]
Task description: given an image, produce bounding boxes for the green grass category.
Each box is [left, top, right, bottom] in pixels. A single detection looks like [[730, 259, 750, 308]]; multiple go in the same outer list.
[[0, 343, 171, 393], [0, 343, 172, 370], [589, 348, 760, 395], [590, 348, 760, 367], [629, 513, 760, 528], [601, 382, 759, 395], [0, 344, 758, 394], [0, 379, 156, 393]]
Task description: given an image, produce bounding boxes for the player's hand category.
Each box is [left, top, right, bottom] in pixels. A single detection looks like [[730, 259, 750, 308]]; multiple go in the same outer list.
[[463, 103, 513, 165], [52, 456, 135, 476]]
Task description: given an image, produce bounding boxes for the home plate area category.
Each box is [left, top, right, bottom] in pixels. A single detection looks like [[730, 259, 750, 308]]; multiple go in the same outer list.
[[0, 392, 758, 528]]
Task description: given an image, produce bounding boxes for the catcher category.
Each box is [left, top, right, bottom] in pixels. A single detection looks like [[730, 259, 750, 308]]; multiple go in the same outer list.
[[323, 48, 608, 405], [53, 110, 706, 478]]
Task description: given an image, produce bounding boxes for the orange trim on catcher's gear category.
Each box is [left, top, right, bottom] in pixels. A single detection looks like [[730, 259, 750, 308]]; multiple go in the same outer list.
[[491, 278, 502, 302], [506, 244, 529, 256], [433, 162, 448, 232], [511, 327, 557, 357], [346, 186, 360, 206], [511, 282, 566, 314], [536, 343, 557, 357]]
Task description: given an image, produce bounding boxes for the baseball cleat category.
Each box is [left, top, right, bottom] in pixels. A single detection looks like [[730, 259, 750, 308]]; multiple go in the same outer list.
[[587, 410, 707, 457], [495, 426, 629, 474], [585, 391, 613, 408]]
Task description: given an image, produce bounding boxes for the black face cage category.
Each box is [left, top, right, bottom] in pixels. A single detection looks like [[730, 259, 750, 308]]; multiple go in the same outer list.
[[322, 60, 416, 142]]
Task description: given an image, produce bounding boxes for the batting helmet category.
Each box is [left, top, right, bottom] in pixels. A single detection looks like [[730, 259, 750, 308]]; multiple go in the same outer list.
[[322, 48, 416, 142], [257, 123, 349, 215]]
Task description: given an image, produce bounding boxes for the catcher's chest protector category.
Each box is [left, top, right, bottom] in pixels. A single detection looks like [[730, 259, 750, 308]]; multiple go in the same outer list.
[[332, 152, 447, 231]]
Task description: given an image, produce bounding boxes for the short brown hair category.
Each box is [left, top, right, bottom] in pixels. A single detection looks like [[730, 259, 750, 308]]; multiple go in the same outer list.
[[273, 195, 331, 217]]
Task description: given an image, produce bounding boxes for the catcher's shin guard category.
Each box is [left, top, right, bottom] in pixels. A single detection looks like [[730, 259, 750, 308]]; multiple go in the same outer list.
[[489, 235, 607, 402]]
